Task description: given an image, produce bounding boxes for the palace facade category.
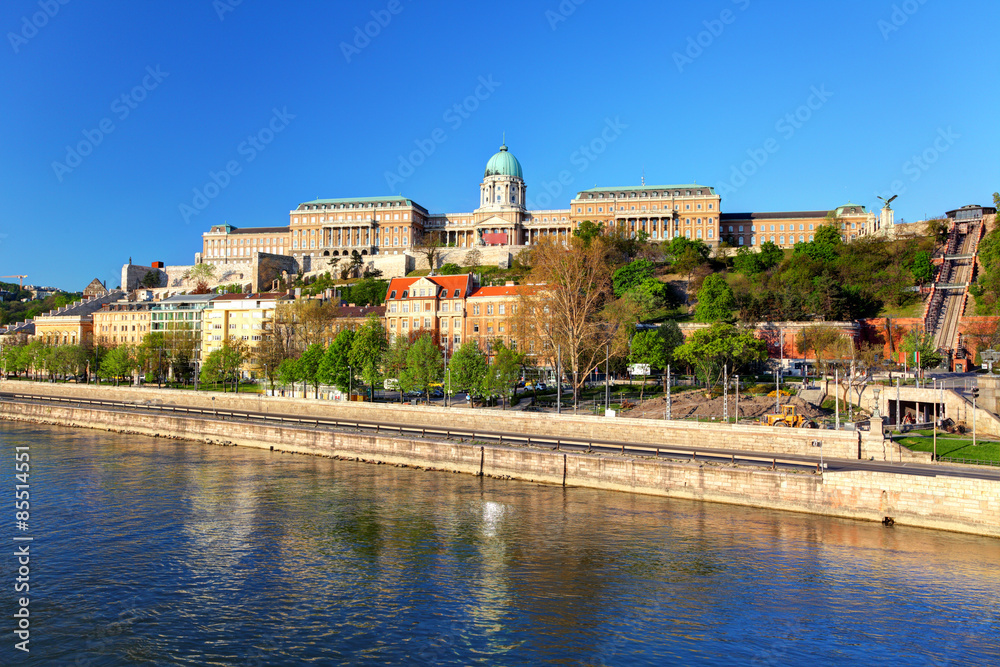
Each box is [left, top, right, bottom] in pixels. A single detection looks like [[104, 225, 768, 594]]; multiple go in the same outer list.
[[199, 143, 724, 271]]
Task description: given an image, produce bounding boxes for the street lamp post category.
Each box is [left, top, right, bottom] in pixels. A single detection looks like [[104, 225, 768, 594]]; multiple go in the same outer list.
[[605, 343, 610, 413], [348, 365, 352, 402], [556, 345, 561, 415], [775, 369, 780, 415], [835, 368, 839, 430], [972, 385, 979, 448]]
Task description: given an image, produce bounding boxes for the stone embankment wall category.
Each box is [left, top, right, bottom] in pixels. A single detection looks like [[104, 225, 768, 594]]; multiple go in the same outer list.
[[1, 380, 927, 462], [1, 400, 995, 538]]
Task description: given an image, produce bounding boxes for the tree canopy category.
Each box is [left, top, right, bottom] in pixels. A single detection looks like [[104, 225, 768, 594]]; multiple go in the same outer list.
[[673, 322, 767, 386]]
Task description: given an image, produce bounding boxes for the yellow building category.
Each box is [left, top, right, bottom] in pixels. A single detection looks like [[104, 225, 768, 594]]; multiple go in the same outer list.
[[31, 291, 124, 347], [201, 293, 291, 374], [93, 302, 153, 346]]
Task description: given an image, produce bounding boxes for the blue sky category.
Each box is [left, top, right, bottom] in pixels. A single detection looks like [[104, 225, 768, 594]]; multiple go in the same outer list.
[[2, 0, 998, 289]]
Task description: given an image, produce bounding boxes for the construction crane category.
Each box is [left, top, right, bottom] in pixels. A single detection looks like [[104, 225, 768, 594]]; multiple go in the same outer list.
[[0, 275, 27, 290]]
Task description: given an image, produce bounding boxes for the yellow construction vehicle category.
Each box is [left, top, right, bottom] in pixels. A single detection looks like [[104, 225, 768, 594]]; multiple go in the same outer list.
[[763, 405, 817, 428]]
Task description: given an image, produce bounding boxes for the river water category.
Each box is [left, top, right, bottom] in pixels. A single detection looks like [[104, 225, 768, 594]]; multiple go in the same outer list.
[[1, 422, 998, 665]]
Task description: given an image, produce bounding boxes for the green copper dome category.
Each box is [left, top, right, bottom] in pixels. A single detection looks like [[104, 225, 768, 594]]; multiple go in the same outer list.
[[484, 144, 523, 179]]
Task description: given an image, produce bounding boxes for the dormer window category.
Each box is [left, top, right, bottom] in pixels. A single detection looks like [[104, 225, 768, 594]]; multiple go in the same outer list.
[[402, 290, 408, 298], [390, 290, 397, 299], [454, 289, 460, 297]]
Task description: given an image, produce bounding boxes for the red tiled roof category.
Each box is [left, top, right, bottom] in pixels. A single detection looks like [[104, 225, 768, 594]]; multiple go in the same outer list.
[[468, 284, 543, 298], [385, 274, 472, 300]]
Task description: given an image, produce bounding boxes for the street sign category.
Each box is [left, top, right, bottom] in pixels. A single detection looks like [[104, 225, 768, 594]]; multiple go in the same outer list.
[[628, 364, 651, 375]]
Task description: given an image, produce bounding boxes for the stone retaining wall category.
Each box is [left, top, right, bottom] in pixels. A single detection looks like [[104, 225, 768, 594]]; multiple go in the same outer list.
[[1, 380, 891, 460], [1, 401, 994, 538]]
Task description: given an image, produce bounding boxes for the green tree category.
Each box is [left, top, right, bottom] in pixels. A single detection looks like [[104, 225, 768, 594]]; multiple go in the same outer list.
[[694, 273, 735, 322], [573, 220, 604, 247], [340, 277, 390, 306], [483, 340, 527, 409], [448, 341, 488, 398], [901, 329, 943, 370], [0, 342, 28, 377], [612, 259, 656, 297], [100, 345, 137, 386], [200, 339, 248, 391], [276, 357, 303, 388], [184, 263, 216, 283], [349, 315, 388, 399], [673, 322, 767, 387], [52, 345, 88, 381], [665, 236, 711, 263], [628, 323, 684, 400], [911, 250, 934, 285], [299, 342, 326, 398], [623, 278, 670, 319], [400, 334, 442, 403], [384, 334, 411, 401], [795, 324, 847, 394], [318, 330, 354, 394]]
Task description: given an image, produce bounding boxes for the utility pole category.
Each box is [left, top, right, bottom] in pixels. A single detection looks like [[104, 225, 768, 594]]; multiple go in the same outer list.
[[666, 364, 671, 420], [723, 364, 728, 423]]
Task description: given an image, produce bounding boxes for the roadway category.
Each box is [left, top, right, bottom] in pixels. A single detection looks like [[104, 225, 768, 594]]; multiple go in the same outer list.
[[3, 391, 999, 483]]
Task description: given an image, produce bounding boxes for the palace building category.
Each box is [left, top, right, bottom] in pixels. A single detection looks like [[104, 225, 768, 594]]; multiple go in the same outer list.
[[720, 203, 877, 250], [199, 143, 725, 271]]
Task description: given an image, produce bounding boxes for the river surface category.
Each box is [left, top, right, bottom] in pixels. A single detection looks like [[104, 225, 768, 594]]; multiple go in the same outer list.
[[1, 422, 998, 665]]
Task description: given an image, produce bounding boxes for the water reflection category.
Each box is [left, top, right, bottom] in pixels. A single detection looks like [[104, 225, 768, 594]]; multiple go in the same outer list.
[[1, 422, 997, 666]]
